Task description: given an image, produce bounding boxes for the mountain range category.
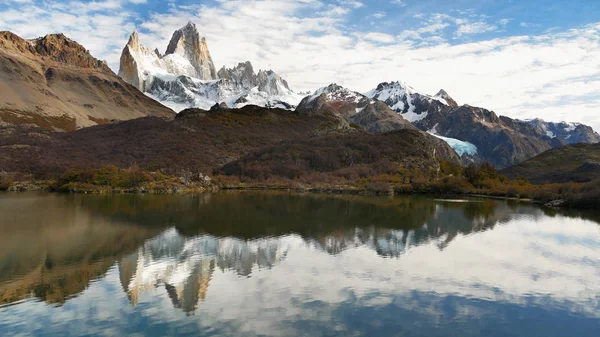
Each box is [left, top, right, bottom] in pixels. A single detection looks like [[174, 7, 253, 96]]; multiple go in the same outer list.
[[114, 22, 599, 168], [119, 22, 303, 111], [0, 22, 599, 177]]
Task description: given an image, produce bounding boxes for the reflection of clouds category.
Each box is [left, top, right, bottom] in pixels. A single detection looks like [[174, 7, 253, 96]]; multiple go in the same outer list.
[[1, 210, 599, 336]]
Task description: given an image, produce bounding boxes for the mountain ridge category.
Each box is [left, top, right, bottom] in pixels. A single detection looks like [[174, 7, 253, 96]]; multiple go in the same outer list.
[[119, 23, 303, 111], [0, 31, 174, 131]]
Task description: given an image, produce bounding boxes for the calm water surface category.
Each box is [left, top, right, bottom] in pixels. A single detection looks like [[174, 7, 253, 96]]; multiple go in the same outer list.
[[0, 192, 598, 337]]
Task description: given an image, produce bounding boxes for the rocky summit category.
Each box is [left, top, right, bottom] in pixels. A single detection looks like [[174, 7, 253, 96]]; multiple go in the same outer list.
[[296, 83, 416, 133], [165, 22, 218, 80], [0, 31, 174, 131], [118, 23, 302, 112]]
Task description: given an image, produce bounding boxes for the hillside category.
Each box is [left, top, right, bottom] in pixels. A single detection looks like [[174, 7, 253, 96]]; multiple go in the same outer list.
[[0, 31, 174, 131], [501, 143, 600, 184], [220, 129, 458, 182], [0, 105, 458, 178]]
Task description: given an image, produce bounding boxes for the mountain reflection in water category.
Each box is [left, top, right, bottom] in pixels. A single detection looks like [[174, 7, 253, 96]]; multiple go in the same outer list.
[[0, 192, 598, 337]]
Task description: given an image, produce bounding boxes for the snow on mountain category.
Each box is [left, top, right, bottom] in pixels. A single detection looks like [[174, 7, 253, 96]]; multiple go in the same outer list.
[[296, 83, 416, 133], [522, 118, 600, 144], [118, 23, 302, 112], [365, 81, 458, 123], [308, 83, 367, 104]]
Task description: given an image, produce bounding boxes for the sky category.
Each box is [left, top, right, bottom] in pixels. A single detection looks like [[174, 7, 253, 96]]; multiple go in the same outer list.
[[0, 0, 599, 128]]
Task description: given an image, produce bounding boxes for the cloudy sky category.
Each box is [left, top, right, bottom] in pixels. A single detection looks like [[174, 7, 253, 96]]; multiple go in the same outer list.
[[1, 0, 599, 128]]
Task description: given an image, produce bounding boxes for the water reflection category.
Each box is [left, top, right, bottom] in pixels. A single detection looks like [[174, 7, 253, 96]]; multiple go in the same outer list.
[[119, 230, 289, 314], [0, 192, 598, 336]]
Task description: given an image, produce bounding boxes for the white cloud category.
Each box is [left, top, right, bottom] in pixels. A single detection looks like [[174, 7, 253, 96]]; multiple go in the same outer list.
[[498, 18, 511, 26], [337, 0, 364, 8], [391, 0, 406, 6], [370, 12, 386, 19], [456, 21, 498, 36], [363, 32, 396, 43]]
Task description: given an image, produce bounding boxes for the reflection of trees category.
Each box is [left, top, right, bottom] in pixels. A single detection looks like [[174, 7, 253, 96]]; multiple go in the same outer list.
[[2, 191, 594, 310], [0, 194, 160, 305], [79, 192, 440, 238]]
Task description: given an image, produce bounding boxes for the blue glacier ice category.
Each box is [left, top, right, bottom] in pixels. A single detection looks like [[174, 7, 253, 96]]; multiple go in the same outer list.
[[428, 133, 478, 156]]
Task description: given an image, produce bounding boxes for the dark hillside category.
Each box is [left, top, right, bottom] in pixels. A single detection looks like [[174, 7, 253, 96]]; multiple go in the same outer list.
[[0, 105, 459, 181], [501, 143, 600, 184], [219, 129, 458, 182]]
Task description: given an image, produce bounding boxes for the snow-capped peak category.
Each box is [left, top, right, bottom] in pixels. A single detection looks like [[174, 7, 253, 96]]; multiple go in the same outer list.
[[118, 23, 303, 112], [365, 81, 459, 123], [164, 22, 217, 80], [309, 83, 366, 104], [257, 69, 292, 96], [432, 89, 458, 107]]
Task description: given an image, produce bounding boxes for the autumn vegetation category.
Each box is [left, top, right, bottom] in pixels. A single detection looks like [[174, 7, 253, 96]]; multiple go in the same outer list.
[[1, 106, 599, 208]]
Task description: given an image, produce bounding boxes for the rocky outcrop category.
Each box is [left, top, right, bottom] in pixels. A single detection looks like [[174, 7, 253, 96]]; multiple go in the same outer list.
[[256, 70, 292, 96], [118, 25, 213, 92], [0, 32, 110, 71], [118, 31, 146, 90], [165, 22, 217, 80], [0, 31, 174, 131], [217, 61, 257, 90]]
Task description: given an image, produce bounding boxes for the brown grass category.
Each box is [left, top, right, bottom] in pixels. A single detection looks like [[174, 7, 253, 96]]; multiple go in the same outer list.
[[0, 109, 76, 132]]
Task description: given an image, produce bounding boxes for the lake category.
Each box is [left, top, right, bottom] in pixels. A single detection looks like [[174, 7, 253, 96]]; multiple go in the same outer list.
[[0, 192, 598, 337]]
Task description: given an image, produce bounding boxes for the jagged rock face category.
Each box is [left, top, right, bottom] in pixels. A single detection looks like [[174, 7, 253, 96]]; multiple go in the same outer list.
[[0, 31, 174, 131], [119, 28, 204, 92], [32, 34, 111, 70], [0, 32, 110, 72], [118, 31, 144, 90], [118, 25, 302, 111], [256, 70, 291, 95], [217, 61, 257, 90], [165, 22, 217, 80], [144, 61, 302, 111], [296, 84, 416, 133]]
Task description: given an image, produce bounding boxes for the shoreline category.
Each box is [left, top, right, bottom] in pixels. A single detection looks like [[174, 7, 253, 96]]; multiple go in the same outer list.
[[0, 180, 563, 208]]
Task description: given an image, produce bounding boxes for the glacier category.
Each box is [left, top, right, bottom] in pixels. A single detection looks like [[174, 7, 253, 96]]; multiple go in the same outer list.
[[428, 132, 478, 156]]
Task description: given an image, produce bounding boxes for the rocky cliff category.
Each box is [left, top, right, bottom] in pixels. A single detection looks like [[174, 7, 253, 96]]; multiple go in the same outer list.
[[0, 31, 174, 131], [165, 22, 218, 80], [118, 23, 302, 111]]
